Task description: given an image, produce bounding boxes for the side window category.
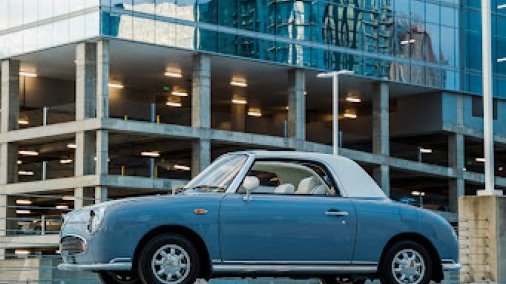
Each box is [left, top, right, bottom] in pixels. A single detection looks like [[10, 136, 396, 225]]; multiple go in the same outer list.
[[239, 160, 339, 196]]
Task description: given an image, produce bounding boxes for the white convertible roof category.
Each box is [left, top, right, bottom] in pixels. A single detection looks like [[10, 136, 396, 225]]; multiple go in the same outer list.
[[239, 150, 387, 198]]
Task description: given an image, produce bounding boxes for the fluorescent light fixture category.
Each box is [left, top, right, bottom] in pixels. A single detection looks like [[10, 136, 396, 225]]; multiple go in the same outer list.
[[19, 150, 38, 156], [171, 91, 188, 97], [18, 119, 29, 125], [164, 70, 183, 78], [401, 39, 416, 45], [166, 101, 182, 107], [108, 83, 124, 89], [56, 205, 69, 210], [498, 4, 506, 9], [418, 147, 433, 154], [15, 249, 30, 255], [19, 71, 37, 78], [346, 97, 362, 103], [62, 195, 75, 201], [411, 191, 425, 197], [304, 91, 308, 96], [174, 164, 191, 171], [343, 113, 357, 119], [16, 210, 31, 214], [230, 77, 248, 87], [231, 98, 247, 105], [141, 151, 160, 158], [17, 160, 22, 165], [60, 159, 73, 164], [16, 199, 32, 205], [66, 143, 77, 149], [499, 166, 504, 171], [497, 57, 506, 63], [285, 106, 289, 110], [475, 157, 486, 163], [247, 110, 262, 117], [18, 170, 35, 176]]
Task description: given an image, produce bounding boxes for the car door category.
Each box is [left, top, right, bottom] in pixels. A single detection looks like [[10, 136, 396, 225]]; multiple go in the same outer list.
[[218, 160, 357, 264]]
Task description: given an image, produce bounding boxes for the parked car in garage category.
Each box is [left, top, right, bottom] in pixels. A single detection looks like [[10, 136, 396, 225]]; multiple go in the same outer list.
[[58, 151, 459, 284]]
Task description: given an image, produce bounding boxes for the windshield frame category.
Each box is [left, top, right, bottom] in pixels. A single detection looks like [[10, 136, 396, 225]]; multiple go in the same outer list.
[[184, 153, 255, 193]]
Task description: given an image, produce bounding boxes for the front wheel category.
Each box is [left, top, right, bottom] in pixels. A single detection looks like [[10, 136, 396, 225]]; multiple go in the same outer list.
[[138, 233, 200, 284], [98, 271, 141, 284], [380, 240, 432, 284]]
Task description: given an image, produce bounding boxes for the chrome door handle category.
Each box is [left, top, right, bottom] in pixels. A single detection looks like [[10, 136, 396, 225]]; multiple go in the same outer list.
[[325, 210, 349, 217]]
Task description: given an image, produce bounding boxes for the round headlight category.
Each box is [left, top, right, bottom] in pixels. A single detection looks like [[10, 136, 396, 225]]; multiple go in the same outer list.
[[87, 207, 105, 233]]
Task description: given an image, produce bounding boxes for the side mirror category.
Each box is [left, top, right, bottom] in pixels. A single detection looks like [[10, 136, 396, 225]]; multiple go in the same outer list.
[[242, 176, 259, 201]]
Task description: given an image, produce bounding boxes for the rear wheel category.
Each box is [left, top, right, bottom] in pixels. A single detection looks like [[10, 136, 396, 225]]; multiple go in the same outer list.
[[380, 240, 432, 284], [98, 271, 141, 284], [138, 233, 199, 284]]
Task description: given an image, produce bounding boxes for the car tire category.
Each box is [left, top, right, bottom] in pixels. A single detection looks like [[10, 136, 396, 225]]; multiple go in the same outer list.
[[380, 240, 432, 284], [138, 233, 199, 284], [98, 271, 141, 284]]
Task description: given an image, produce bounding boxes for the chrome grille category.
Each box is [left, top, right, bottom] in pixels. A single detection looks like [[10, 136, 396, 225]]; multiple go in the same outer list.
[[60, 236, 86, 256]]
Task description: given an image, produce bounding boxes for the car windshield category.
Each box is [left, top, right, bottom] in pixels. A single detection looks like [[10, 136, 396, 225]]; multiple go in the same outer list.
[[184, 154, 248, 192]]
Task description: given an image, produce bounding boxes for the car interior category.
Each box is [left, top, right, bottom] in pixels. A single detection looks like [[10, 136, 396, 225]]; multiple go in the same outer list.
[[239, 160, 338, 196]]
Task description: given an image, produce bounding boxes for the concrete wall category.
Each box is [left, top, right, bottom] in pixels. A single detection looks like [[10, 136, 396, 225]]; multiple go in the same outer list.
[[390, 93, 442, 136]]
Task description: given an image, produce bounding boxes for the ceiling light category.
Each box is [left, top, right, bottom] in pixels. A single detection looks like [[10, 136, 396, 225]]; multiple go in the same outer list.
[[285, 106, 289, 110], [230, 77, 248, 88], [174, 164, 191, 171], [19, 71, 37, 78], [60, 159, 73, 164], [56, 205, 69, 210], [411, 191, 425, 197], [499, 166, 504, 171], [475, 157, 486, 163], [231, 98, 247, 105], [418, 147, 433, 154], [247, 110, 262, 117], [16, 210, 31, 214], [18, 119, 29, 125], [498, 57, 506, 63], [18, 150, 38, 156], [141, 151, 160, 158], [66, 143, 77, 149], [18, 170, 35, 176], [400, 39, 416, 45], [108, 83, 124, 89], [166, 101, 182, 107], [17, 160, 22, 165], [171, 91, 188, 97], [16, 199, 32, 205], [343, 113, 357, 119], [164, 70, 183, 78], [62, 195, 75, 201], [304, 91, 307, 96], [346, 97, 362, 103], [14, 249, 30, 255]]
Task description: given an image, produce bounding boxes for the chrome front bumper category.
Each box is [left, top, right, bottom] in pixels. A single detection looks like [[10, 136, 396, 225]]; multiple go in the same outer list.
[[441, 259, 461, 271], [58, 259, 132, 271]]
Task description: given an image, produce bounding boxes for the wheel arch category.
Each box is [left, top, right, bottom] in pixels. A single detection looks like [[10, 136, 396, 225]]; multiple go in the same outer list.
[[132, 225, 212, 280], [379, 232, 443, 282]]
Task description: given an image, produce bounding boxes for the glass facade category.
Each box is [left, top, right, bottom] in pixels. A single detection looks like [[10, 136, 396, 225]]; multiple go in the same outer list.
[[0, 0, 505, 97]]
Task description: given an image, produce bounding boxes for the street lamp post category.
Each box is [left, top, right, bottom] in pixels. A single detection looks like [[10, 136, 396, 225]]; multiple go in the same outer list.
[[317, 70, 354, 155], [478, 0, 503, 195]]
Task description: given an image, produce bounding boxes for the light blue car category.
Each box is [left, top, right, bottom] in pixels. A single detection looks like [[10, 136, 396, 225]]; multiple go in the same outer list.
[[58, 151, 460, 284]]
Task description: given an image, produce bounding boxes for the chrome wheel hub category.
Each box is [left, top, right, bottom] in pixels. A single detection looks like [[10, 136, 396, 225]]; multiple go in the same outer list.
[[151, 244, 190, 284], [392, 249, 425, 284]]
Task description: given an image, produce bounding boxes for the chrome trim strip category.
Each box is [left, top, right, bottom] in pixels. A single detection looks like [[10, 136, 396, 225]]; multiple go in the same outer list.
[[441, 259, 461, 271], [219, 260, 351, 265], [212, 264, 377, 274], [110, 258, 132, 263], [58, 262, 132, 271], [60, 234, 88, 257]]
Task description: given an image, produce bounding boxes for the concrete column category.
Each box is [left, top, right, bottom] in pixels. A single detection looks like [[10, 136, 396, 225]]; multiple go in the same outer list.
[[192, 139, 211, 178], [231, 95, 246, 131], [0, 143, 18, 184], [372, 82, 390, 195], [1, 60, 20, 132], [287, 69, 305, 140], [96, 40, 109, 119], [74, 131, 95, 177], [448, 133, 465, 212], [94, 130, 108, 203], [192, 54, 211, 129], [75, 42, 97, 120], [459, 196, 506, 283], [191, 54, 211, 177], [0, 195, 14, 259]]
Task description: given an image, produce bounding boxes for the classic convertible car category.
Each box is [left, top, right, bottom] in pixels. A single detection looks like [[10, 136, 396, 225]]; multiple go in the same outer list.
[[59, 151, 459, 284]]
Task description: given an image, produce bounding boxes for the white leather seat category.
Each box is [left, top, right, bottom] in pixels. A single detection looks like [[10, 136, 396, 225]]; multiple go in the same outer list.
[[275, 184, 295, 194], [311, 184, 327, 195], [295, 176, 319, 195]]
